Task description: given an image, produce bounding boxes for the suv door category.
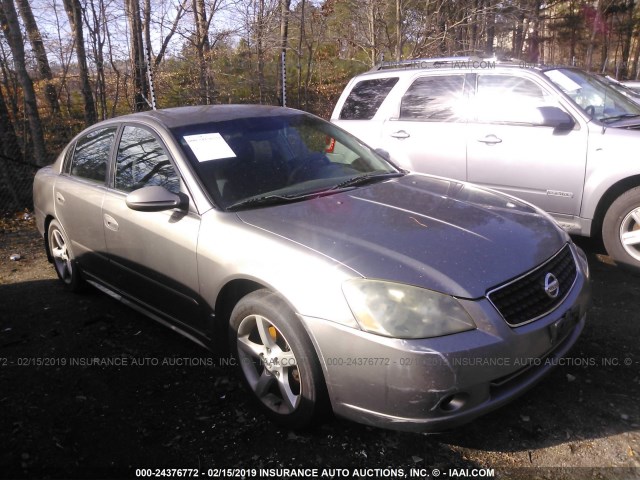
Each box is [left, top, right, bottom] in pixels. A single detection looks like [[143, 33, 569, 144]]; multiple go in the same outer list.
[[53, 126, 117, 273], [380, 74, 468, 180], [466, 73, 587, 215], [101, 125, 205, 334]]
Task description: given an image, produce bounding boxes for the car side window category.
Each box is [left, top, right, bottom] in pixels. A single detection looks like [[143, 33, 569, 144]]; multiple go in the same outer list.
[[339, 77, 399, 120], [474, 75, 563, 124], [399, 75, 466, 121], [69, 127, 117, 183], [114, 126, 180, 193]]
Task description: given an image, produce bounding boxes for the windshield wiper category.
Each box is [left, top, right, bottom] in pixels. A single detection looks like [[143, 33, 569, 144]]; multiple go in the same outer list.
[[600, 113, 640, 123], [330, 171, 405, 190], [227, 194, 302, 211], [227, 172, 406, 211]]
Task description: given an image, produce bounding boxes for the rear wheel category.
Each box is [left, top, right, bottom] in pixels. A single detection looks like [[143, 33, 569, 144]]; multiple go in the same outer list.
[[603, 187, 640, 270], [48, 219, 84, 291], [228, 289, 327, 429]]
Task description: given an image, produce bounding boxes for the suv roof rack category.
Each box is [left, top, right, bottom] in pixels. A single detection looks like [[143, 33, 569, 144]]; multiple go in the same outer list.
[[370, 55, 497, 71]]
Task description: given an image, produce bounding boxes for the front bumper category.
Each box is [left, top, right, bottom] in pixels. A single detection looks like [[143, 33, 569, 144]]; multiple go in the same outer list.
[[301, 258, 590, 433]]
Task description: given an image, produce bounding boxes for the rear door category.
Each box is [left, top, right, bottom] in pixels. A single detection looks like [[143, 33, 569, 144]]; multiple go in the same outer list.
[[380, 74, 469, 180], [53, 126, 117, 273], [101, 124, 205, 333], [332, 76, 399, 148]]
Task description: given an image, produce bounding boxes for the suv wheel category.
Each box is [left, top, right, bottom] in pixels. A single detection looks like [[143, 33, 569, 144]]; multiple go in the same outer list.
[[603, 187, 640, 269]]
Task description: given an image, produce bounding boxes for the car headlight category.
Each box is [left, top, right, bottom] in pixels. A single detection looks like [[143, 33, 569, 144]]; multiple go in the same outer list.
[[342, 279, 476, 339], [574, 245, 590, 279]]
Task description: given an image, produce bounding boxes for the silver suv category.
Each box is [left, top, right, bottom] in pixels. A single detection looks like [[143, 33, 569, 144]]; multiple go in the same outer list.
[[331, 57, 640, 269]]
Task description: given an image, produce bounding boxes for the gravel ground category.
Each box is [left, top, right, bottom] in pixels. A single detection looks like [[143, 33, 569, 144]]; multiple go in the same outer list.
[[0, 212, 639, 480]]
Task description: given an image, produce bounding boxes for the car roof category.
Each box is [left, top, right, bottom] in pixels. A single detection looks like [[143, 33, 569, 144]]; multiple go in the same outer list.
[[102, 104, 304, 130], [350, 57, 576, 79]]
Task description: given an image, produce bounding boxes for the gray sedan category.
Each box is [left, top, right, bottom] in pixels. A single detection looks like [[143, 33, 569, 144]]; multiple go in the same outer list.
[[33, 105, 590, 432]]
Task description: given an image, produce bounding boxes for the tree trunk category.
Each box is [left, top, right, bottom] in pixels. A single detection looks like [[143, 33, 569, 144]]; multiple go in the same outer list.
[[86, 0, 107, 119], [125, 0, 148, 111], [0, 0, 48, 166], [278, 0, 291, 105], [15, 0, 59, 115], [586, 0, 601, 70], [256, 0, 265, 103], [485, 0, 495, 55], [193, 0, 212, 104], [62, 0, 97, 125], [296, 0, 305, 108], [395, 0, 402, 61], [619, 0, 635, 78]]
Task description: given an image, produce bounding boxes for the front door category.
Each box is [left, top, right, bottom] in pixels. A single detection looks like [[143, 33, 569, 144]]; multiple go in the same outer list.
[[466, 73, 588, 216], [101, 125, 205, 334]]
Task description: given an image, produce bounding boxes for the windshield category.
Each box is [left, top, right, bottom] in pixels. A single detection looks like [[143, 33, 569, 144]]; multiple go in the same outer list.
[[544, 68, 640, 122], [171, 112, 399, 210]]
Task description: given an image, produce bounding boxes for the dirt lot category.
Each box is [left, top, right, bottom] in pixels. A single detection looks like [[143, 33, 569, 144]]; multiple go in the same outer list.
[[0, 212, 639, 480]]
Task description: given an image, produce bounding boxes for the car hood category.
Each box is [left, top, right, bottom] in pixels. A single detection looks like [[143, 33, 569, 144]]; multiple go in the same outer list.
[[236, 174, 567, 298]]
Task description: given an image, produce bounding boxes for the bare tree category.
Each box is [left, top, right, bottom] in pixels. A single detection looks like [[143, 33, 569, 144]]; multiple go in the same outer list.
[[0, 0, 48, 165], [125, 0, 150, 110], [15, 0, 60, 115], [62, 0, 97, 125]]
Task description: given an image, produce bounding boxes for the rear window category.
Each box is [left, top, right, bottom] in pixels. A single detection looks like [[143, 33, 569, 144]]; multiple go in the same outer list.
[[69, 127, 117, 183], [400, 75, 465, 121], [339, 77, 399, 120]]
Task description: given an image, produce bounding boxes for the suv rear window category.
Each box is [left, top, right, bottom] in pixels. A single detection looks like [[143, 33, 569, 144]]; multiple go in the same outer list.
[[400, 75, 465, 121], [339, 77, 399, 120]]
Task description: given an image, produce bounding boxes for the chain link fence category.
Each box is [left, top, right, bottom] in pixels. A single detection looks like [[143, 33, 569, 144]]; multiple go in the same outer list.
[[0, 149, 39, 216]]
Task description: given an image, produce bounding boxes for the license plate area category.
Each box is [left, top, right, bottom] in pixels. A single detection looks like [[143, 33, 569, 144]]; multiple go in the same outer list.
[[549, 308, 579, 346]]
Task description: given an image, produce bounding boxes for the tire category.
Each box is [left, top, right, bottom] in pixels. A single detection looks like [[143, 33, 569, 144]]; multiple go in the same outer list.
[[602, 187, 640, 270], [48, 219, 85, 291], [228, 289, 328, 429]]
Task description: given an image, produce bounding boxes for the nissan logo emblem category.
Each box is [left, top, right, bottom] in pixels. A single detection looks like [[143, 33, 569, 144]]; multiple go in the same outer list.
[[544, 273, 560, 299]]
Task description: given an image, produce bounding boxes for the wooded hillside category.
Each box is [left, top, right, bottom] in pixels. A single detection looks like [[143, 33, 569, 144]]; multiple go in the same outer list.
[[1, 0, 639, 209]]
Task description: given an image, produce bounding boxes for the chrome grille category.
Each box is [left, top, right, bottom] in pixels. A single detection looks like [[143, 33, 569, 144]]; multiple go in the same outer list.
[[487, 245, 577, 326]]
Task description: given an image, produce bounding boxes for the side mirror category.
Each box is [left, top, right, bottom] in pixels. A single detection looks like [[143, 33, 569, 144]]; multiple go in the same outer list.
[[126, 186, 185, 212], [536, 106, 575, 131], [374, 148, 391, 161]]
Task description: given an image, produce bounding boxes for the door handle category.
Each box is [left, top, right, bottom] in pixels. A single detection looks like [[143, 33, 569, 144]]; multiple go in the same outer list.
[[55, 192, 65, 204], [477, 134, 503, 145], [390, 130, 410, 139], [104, 214, 119, 232]]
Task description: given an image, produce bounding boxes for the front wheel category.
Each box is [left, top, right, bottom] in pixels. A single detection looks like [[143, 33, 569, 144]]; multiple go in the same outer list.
[[228, 289, 328, 429], [602, 187, 640, 270], [48, 219, 85, 291]]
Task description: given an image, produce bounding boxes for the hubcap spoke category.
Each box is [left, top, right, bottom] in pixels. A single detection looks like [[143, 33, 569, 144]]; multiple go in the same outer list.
[[253, 370, 275, 397], [278, 350, 297, 367], [237, 334, 264, 359], [276, 373, 298, 411], [622, 229, 640, 246], [255, 316, 277, 349], [630, 209, 640, 226]]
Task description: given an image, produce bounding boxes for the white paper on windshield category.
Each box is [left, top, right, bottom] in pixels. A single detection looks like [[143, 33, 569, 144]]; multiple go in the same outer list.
[[544, 70, 581, 93], [183, 133, 236, 162]]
